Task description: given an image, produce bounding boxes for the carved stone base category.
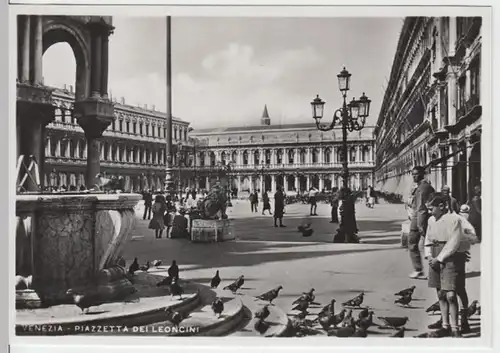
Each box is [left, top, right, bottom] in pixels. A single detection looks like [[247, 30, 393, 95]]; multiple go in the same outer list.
[[16, 290, 42, 309], [191, 219, 235, 243]]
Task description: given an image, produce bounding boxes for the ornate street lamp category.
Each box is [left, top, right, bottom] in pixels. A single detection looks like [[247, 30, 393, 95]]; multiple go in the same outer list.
[[176, 142, 187, 200], [311, 67, 371, 242]]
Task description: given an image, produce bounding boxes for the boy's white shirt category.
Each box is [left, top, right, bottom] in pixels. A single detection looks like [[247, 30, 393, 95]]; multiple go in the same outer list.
[[424, 212, 477, 261]]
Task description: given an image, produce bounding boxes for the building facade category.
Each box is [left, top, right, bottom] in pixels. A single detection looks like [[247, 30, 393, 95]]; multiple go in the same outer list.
[[45, 89, 375, 194], [190, 106, 376, 195], [45, 85, 192, 191], [374, 16, 482, 204]]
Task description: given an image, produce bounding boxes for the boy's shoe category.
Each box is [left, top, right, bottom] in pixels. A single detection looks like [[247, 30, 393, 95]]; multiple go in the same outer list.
[[409, 271, 427, 279], [433, 327, 451, 337], [428, 319, 443, 329]]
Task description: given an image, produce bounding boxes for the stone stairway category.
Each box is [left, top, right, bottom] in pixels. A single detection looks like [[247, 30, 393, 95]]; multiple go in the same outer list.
[[15, 271, 290, 337]]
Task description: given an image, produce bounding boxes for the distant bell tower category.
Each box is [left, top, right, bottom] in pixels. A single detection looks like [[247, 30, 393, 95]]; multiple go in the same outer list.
[[261, 104, 271, 125]]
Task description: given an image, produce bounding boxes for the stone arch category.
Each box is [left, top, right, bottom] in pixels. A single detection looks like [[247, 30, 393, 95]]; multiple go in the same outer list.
[[242, 150, 248, 165], [324, 147, 331, 163], [42, 18, 90, 100]]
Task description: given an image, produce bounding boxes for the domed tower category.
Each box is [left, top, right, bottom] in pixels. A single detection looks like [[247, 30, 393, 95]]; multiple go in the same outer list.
[[260, 104, 271, 126]]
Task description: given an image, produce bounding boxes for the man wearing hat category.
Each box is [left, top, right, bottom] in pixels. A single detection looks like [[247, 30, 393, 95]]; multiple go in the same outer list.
[[442, 186, 459, 214]]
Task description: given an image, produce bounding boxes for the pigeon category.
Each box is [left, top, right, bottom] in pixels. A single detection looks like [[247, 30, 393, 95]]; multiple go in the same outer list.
[[352, 326, 368, 337], [425, 301, 440, 315], [297, 222, 312, 233], [223, 275, 244, 293], [327, 325, 356, 337], [157, 276, 172, 287], [341, 309, 355, 328], [164, 307, 184, 328], [66, 289, 104, 314], [116, 256, 126, 268], [254, 305, 270, 320], [342, 292, 365, 307], [211, 297, 224, 317], [358, 308, 369, 320], [254, 318, 270, 334], [341, 309, 355, 327], [292, 288, 315, 304], [289, 317, 317, 337], [168, 260, 179, 281], [291, 300, 309, 313], [318, 299, 336, 317], [319, 308, 345, 330], [128, 257, 139, 275], [255, 285, 283, 304], [465, 300, 479, 318], [395, 293, 412, 307], [297, 222, 314, 237], [377, 316, 409, 329], [390, 327, 405, 337], [394, 285, 416, 297], [355, 311, 374, 331], [139, 261, 150, 272], [210, 270, 221, 288], [152, 260, 162, 267], [169, 279, 184, 299]]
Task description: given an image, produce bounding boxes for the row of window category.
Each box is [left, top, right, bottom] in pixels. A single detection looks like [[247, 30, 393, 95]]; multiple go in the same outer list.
[[198, 147, 372, 166], [52, 108, 189, 141]]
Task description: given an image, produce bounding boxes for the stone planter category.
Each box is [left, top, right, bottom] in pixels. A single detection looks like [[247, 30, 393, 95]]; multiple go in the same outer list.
[[15, 193, 141, 305], [191, 219, 235, 243]]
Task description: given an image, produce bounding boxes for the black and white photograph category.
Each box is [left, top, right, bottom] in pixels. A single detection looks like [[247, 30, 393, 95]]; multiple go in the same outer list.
[[9, 5, 492, 347]]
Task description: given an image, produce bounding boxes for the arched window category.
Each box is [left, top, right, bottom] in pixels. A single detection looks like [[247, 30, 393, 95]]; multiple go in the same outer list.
[[221, 151, 227, 164], [254, 151, 260, 165], [231, 151, 237, 164], [324, 148, 331, 163], [350, 147, 356, 162], [243, 150, 248, 165], [312, 148, 319, 163], [199, 152, 205, 166], [276, 149, 283, 164], [210, 152, 216, 166], [265, 150, 271, 164], [300, 149, 306, 164], [288, 149, 294, 164], [362, 146, 370, 162]]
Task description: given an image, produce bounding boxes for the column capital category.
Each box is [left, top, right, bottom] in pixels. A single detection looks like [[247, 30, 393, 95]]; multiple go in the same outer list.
[[74, 98, 114, 139]]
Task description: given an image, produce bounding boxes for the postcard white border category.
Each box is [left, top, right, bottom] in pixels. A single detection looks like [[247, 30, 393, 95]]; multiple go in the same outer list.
[[4, 2, 498, 353]]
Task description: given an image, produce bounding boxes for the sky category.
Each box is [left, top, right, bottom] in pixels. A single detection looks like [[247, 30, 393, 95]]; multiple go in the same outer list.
[[42, 17, 404, 129]]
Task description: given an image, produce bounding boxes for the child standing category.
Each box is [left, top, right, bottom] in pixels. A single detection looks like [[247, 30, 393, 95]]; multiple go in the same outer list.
[[424, 193, 468, 337]]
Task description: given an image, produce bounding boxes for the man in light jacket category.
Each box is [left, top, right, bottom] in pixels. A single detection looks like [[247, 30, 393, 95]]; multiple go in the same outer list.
[[408, 166, 435, 279]]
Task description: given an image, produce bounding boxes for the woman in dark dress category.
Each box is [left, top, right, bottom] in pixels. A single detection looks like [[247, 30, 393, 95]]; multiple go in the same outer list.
[[262, 191, 272, 215], [330, 187, 339, 223], [149, 194, 166, 239], [273, 186, 286, 227]]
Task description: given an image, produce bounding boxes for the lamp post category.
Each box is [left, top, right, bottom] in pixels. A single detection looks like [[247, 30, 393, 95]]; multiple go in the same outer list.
[[311, 67, 371, 242], [176, 142, 189, 201], [311, 67, 371, 188]]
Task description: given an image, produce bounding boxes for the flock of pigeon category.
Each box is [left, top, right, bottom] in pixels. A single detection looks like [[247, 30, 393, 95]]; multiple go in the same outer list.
[[65, 258, 480, 338]]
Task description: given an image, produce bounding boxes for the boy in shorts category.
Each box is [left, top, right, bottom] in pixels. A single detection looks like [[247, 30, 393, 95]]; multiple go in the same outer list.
[[424, 193, 467, 337]]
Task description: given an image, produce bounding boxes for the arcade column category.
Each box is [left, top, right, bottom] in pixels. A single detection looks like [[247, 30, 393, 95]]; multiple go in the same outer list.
[[16, 16, 55, 191], [74, 20, 114, 188]]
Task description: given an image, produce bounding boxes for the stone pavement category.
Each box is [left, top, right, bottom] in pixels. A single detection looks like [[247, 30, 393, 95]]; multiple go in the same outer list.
[[125, 201, 481, 337]]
